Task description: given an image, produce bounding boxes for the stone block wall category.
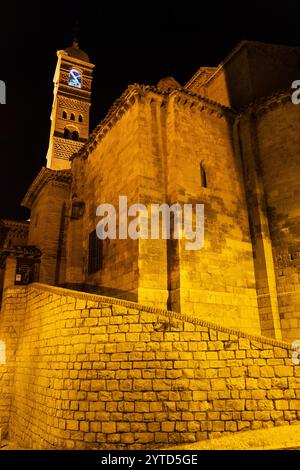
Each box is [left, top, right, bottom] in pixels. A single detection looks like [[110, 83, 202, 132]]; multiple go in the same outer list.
[[165, 94, 260, 334], [28, 180, 71, 286], [0, 287, 27, 438], [252, 98, 300, 341], [73, 96, 142, 303], [239, 94, 300, 341], [0, 283, 299, 449]]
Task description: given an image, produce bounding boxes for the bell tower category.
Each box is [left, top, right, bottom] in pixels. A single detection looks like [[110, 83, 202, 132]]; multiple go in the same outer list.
[[46, 40, 94, 170]]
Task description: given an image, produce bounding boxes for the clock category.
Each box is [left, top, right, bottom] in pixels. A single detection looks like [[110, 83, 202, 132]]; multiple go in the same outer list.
[[68, 69, 82, 88]]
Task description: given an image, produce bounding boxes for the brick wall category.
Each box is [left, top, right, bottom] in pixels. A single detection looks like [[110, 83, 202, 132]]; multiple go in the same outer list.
[[0, 283, 299, 449]]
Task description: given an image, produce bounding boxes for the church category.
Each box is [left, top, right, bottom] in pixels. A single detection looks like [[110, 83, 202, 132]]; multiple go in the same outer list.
[[1, 39, 300, 342]]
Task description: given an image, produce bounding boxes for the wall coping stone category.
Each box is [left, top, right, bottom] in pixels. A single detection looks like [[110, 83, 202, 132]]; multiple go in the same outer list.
[[5, 283, 293, 350]]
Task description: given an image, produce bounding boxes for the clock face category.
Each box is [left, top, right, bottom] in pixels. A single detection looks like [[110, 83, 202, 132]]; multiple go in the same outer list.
[[68, 69, 82, 88]]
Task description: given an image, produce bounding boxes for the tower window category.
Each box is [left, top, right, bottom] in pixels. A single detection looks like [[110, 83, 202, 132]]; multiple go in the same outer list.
[[62, 111, 67, 119], [72, 131, 79, 141], [78, 114, 83, 123], [200, 163, 207, 188], [88, 230, 103, 274], [70, 113, 75, 121], [64, 128, 70, 139]]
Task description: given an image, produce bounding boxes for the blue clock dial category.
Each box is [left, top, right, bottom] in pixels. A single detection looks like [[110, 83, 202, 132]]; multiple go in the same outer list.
[[68, 69, 82, 88]]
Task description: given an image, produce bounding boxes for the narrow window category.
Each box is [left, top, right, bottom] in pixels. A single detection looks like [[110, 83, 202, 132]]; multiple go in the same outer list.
[[72, 131, 79, 141], [70, 113, 75, 121], [68, 69, 82, 89], [88, 230, 103, 274], [78, 115, 83, 123], [200, 163, 207, 188], [64, 128, 70, 139], [0, 80, 6, 104], [62, 111, 67, 119], [0, 340, 6, 365]]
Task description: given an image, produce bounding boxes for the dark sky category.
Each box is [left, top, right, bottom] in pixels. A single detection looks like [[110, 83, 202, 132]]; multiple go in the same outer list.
[[0, 1, 299, 220]]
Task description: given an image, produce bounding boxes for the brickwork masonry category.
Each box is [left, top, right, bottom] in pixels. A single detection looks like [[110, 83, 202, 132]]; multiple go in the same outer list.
[[0, 283, 299, 449]]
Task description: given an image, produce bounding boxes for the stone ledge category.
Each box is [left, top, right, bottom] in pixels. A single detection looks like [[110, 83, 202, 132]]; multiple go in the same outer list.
[[7, 282, 292, 350]]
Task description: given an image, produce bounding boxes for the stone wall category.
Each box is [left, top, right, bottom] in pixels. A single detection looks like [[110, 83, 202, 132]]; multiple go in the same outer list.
[[239, 94, 300, 341], [71, 85, 262, 334], [0, 283, 299, 449], [68, 97, 142, 303], [0, 286, 27, 438], [165, 93, 260, 334], [28, 179, 71, 286]]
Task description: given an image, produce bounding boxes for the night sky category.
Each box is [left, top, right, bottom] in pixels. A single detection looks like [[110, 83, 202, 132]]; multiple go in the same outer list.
[[0, 1, 299, 221]]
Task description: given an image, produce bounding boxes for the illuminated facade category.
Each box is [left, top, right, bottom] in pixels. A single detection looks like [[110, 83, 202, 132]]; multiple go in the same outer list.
[[0, 39, 300, 451], [13, 40, 300, 341], [46, 40, 94, 170]]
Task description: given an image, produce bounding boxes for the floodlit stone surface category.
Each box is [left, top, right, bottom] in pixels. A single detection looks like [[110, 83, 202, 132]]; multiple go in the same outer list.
[[0, 284, 299, 449], [0, 40, 300, 450]]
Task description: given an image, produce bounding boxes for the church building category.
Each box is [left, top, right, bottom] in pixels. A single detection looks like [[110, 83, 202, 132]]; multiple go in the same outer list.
[[2, 40, 300, 342]]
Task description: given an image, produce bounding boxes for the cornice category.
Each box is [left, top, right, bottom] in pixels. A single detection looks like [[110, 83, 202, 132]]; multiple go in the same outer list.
[[22, 167, 72, 209], [1, 219, 29, 230], [71, 84, 235, 162], [57, 50, 95, 70], [239, 87, 294, 118], [185, 66, 217, 90], [1, 244, 42, 260]]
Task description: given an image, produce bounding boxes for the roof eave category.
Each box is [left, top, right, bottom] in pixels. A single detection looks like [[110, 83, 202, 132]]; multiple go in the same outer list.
[[22, 167, 72, 209]]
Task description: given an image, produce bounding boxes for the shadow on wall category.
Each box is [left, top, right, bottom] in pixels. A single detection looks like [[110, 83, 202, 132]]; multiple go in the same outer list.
[[215, 41, 300, 109]]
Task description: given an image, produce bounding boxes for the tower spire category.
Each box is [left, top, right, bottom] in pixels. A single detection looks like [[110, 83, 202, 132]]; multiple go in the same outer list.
[[72, 18, 80, 48], [46, 38, 94, 170]]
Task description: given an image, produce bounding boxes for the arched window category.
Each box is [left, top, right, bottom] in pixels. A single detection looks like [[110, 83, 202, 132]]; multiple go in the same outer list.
[[72, 131, 79, 141], [64, 128, 70, 139], [70, 113, 75, 121], [200, 163, 207, 188], [62, 111, 67, 119], [78, 114, 83, 123]]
